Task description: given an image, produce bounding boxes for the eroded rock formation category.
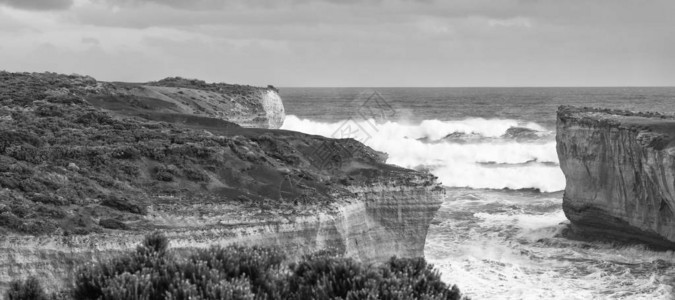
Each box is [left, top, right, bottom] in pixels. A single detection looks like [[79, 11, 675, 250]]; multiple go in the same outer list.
[[557, 106, 675, 248], [0, 72, 443, 293]]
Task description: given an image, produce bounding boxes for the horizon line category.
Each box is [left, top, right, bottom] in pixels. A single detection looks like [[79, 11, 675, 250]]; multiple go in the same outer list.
[[278, 85, 675, 89]]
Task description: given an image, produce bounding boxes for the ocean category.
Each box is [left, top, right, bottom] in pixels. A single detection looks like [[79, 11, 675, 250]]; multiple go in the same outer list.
[[280, 87, 675, 300]]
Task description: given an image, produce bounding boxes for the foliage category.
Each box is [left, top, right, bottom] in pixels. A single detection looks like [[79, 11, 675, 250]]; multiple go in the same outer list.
[[138, 231, 170, 255], [100, 195, 147, 215], [20, 233, 466, 300], [147, 77, 263, 98], [6, 276, 47, 300], [98, 218, 128, 230], [0, 72, 261, 235], [0, 71, 388, 236], [285, 254, 463, 300], [70, 234, 275, 300]]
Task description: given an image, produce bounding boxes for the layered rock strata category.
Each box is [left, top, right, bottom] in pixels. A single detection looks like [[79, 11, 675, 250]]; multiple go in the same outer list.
[[557, 106, 675, 248], [0, 178, 444, 293]]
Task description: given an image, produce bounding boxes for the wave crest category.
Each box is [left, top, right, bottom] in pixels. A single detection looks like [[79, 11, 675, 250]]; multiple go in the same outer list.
[[281, 115, 565, 192]]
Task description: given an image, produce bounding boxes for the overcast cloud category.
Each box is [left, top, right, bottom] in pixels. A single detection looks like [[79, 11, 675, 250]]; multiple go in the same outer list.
[[0, 0, 673, 86]]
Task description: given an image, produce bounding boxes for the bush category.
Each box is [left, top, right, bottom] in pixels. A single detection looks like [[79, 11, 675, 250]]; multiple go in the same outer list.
[[72, 233, 266, 300], [152, 165, 178, 182], [188, 245, 286, 298], [63, 233, 466, 300], [75, 110, 115, 126], [285, 254, 380, 299], [6, 276, 47, 300], [100, 195, 147, 215], [0, 129, 43, 152], [99, 218, 128, 230], [30, 193, 68, 206], [138, 231, 169, 255], [183, 166, 209, 182], [109, 146, 140, 160], [114, 162, 140, 178], [44, 94, 85, 105]]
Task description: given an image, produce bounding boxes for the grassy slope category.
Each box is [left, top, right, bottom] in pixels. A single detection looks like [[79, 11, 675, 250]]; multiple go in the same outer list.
[[0, 71, 424, 236]]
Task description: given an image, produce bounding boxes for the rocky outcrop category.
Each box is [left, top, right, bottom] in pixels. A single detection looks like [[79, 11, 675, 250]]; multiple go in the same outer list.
[[0, 72, 443, 293], [556, 106, 675, 248]]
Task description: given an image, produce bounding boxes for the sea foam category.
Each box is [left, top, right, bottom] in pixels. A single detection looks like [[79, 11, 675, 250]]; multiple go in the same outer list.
[[282, 115, 565, 192]]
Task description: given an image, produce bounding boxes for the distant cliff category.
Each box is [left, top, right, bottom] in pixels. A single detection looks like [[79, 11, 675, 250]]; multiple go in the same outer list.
[[556, 106, 675, 248], [116, 77, 285, 129], [24, 73, 285, 129], [0, 72, 443, 293]]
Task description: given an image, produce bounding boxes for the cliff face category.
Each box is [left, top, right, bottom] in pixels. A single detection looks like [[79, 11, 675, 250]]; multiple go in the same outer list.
[[0, 179, 444, 293], [0, 71, 443, 293], [556, 106, 675, 248]]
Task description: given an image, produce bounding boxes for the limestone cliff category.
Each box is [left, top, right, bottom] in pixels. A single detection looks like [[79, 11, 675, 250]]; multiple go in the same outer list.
[[0, 71, 443, 293], [0, 177, 444, 293], [556, 106, 675, 248]]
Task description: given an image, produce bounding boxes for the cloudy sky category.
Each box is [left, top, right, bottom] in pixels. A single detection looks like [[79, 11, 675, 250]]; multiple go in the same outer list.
[[0, 0, 673, 87]]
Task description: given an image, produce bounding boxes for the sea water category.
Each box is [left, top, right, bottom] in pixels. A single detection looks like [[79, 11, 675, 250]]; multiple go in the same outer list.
[[280, 87, 675, 299]]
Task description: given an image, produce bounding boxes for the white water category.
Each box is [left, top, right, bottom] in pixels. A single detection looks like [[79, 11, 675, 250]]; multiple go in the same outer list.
[[426, 189, 675, 300], [282, 115, 564, 192], [281, 115, 675, 299]]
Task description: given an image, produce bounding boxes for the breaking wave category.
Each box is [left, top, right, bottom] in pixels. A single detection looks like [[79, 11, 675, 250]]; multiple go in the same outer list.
[[281, 115, 565, 192]]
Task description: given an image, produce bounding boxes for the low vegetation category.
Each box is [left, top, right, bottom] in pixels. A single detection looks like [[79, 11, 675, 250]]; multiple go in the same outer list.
[[147, 77, 266, 97], [7, 233, 466, 300], [0, 72, 348, 236]]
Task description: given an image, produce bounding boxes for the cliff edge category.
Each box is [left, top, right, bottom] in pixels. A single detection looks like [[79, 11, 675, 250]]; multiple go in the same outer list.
[[557, 105, 675, 248], [0, 72, 443, 293]]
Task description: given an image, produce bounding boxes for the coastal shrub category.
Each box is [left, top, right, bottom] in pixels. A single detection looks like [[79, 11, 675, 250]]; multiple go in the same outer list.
[[285, 254, 381, 299], [30, 193, 69, 206], [6, 276, 47, 300], [188, 245, 287, 298], [0, 212, 22, 231], [283, 253, 463, 300], [98, 218, 128, 230], [72, 234, 274, 300], [152, 165, 177, 182], [0, 129, 43, 152], [75, 110, 115, 126], [183, 166, 209, 182], [138, 231, 170, 255], [113, 162, 141, 178], [109, 146, 140, 160], [381, 257, 462, 300], [100, 195, 147, 215], [61, 233, 466, 300], [44, 94, 85, 105]]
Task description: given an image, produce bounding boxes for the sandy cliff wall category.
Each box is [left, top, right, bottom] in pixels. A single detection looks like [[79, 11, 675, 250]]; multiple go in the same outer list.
[[556, 106, 675, 248], [0, 177, 444, 293]]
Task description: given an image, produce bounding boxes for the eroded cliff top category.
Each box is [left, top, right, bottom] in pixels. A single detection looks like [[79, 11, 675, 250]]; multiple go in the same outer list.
[[558, 105, 675, 150], [0, 71, 438, 236]]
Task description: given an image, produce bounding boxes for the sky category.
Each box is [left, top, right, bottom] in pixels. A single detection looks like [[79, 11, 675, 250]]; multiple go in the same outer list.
[[0, 0, 673, 87]]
